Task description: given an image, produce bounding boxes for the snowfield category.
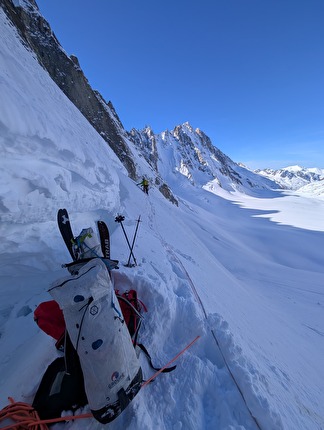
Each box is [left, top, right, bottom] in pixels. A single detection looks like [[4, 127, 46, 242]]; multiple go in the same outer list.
[[1, 7, 324, 430]]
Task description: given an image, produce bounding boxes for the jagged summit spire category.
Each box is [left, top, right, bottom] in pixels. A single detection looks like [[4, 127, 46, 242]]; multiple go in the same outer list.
[[182, 121, 193, 129], [174, 121, 195, 133]]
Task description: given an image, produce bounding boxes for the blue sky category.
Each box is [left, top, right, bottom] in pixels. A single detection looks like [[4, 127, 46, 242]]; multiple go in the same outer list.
[[36, 0, 324, 169]]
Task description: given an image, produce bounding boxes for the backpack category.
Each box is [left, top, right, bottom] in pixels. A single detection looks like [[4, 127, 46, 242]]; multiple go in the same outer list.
[[33, 288, 146, 422], [48, 258, 142, 424]]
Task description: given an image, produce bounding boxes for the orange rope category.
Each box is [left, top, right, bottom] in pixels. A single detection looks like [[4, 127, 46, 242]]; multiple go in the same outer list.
[[0, 397, 49, 429], [0, 397, 92, 429], [26, 412, 93, 427]]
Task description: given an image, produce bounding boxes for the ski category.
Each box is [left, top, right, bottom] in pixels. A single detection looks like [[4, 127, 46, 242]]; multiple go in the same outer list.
[[57, 208, 75, 261], [97, 220, 110, 259]]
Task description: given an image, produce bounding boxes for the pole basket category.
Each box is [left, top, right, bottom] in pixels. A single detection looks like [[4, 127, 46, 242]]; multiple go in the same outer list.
[[115, 215, 125, 223]]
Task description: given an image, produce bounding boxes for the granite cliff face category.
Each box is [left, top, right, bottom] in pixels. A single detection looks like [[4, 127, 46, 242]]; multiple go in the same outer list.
[[1, 0, 137, 179]]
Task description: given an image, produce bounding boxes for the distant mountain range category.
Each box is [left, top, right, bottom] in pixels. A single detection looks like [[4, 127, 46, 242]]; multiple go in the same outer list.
[[255, 166, 324, 193], [2, 0, 324, 199]]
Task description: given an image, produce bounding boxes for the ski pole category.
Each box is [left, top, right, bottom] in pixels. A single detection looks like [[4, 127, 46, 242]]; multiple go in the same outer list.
[[126, 215, 141, 267], [115, 215, 137, 266]]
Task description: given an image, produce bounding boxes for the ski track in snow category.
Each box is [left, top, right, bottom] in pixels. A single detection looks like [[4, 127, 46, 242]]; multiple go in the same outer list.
[[144, 198, 264, 430]]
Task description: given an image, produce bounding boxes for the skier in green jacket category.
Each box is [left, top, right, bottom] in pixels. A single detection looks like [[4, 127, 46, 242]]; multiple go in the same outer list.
[[138, 177, 149, 194]]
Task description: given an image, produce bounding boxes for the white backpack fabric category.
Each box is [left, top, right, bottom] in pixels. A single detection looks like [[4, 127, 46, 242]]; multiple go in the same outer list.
[[49, 258, 142, 423]]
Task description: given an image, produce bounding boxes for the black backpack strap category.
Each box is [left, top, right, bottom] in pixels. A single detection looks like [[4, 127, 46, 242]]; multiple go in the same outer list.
[[117, 388, 130, 410], [137, 343, 176, 373]]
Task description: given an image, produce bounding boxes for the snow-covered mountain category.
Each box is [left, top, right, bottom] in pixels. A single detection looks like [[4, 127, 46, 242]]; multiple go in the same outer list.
[[129, 123, 278, 196], [4, 0, 323, 201], [255, 165, 324, 191], [1, 2, 324, 430], [2, 0, 280, 201]]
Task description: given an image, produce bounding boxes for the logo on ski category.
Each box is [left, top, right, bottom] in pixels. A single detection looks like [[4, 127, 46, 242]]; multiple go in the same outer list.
[[61, 214, 69, 225], [103, 239, 110, 258]]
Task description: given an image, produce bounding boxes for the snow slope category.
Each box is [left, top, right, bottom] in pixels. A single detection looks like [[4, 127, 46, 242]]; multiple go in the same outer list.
[[255, 165, 324, 191], [1, 7, 324, 430], [298, 180, 324, 197]]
